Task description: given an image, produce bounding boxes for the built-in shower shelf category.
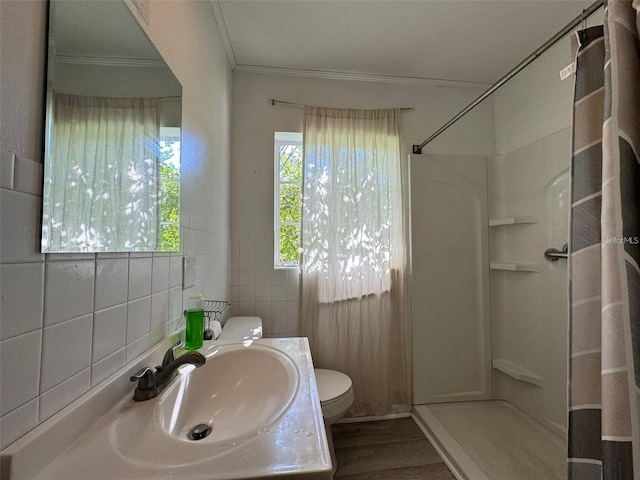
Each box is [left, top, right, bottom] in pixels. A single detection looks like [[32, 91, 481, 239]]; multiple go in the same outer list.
[[492, 359, 543, 387], [490, 262, 538, 272], [489, 216, 537, 226]]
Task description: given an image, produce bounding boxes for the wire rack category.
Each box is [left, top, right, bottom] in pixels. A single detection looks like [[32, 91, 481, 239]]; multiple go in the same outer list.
[[204, 300, 230, 320]]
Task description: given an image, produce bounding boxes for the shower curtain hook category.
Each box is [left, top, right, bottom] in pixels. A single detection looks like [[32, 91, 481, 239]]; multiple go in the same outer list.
[[580, 8, 587, 30]]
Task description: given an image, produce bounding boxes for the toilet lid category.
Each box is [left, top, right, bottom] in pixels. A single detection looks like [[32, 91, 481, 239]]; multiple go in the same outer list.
[[314, 368, 352, 403]]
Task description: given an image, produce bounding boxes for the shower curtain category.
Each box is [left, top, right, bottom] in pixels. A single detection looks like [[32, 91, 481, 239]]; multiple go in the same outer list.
[[568, 2, 640, 479]]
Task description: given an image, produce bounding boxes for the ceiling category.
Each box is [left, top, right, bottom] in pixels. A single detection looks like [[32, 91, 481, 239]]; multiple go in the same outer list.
[[51, 0, 160, 61], [215, 0, 596, 85]]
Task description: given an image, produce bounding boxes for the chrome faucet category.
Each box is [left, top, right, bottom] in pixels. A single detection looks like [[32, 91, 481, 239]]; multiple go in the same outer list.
[[129, 341, 206, 401]]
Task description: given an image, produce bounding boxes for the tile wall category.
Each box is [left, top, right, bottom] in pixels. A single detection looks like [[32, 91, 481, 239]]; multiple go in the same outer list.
[[1, 0, 233, 450], [229, 230, 300, 337], [0, 151, 230, 449]]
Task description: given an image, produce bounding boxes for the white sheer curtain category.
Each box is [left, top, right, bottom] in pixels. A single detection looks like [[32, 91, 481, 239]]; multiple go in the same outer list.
[[42, 93, 160, 251], [299, 107, 410, 416]]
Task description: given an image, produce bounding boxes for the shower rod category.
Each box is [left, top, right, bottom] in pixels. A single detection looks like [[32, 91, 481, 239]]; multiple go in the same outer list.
[[268, 98, 414, 111], [412, 0, 604, 154]]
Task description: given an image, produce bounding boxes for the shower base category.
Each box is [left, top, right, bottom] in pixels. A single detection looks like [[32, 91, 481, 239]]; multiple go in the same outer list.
[[413, 400, 566, 480]]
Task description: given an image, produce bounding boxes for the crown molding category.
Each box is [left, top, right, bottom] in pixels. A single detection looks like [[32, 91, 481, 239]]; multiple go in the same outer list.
[[233, 64, 490, 88], [209, 0, 237, 69], [55, 55, 166, 68]]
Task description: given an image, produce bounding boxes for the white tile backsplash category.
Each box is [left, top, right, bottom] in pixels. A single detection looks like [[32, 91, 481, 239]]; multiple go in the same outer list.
[[168, 286, 183, 320], [92, 304, 127, 363], [272, 270, 288, 286], [0, 397, 39, 449], [239, 253, 256, 270], [125, 333, 150, 363], [287, 285, 299, 301], [0, 263, 44, 339], [256, 236, 273, 254], [126, 296, 151, 344], [90, 348, 125, 387], [1, 330, 42, 416], [255, 285, 272, 302], [95, 259, 129, 311], [238, 285, 255, 302], [239, 237, 256, 254], [151, 290, 169, 330], [230, 232, 301, 337], [256, 254, 272, 270], [272, 285, 287, 302], [44, 261, 95, 326], [128, 257, 152, 300], [255, 301, 272, 318], [255, 269, 272, 286], [287, 301, 299, 317], [272, 301, 289, 318], [151, 256, 170, 294], [39, 368, 90, 422], [237, 302, 256, 316], [238, 270, 256, 286], [2, 0, 232, 447], [169, 256, 183, 288], [40, 314, 93, 392]]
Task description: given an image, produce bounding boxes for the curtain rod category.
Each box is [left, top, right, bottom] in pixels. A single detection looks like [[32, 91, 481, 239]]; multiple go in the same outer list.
[[412, 0, 604, 154], [268, 98, 414, 111]]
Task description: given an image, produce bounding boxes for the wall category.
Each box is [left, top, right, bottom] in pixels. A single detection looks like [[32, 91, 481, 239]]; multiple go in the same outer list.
[[229, 71, 494, 337], [54, 63, 181, 98], [410, 154, 492, 405], [0, 0, 232, 449], [487, 13, 601, 435]]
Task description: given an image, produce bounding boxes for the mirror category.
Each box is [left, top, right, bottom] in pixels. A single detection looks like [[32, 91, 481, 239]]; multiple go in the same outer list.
[[42, 0, 182, 252]]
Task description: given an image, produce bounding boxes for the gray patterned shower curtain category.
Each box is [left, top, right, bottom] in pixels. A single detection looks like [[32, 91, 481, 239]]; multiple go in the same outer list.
[[568, 1, 640, 479]]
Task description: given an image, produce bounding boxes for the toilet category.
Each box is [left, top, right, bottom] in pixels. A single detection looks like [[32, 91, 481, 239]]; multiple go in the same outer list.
[[313, 368, 354, 475], [218, 316, 354, 475], [217, 316, 262, 340]]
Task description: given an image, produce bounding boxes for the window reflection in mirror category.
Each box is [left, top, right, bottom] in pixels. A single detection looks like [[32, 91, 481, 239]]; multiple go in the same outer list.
[[42, 0, 181, 252]]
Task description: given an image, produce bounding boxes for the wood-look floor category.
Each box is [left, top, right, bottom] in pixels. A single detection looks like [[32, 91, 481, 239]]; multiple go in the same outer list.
[[332, 417, 456, 479]]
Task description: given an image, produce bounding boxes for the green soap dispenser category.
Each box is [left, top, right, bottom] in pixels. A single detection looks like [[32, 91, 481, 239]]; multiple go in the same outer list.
[[185, 294, 205, 350]]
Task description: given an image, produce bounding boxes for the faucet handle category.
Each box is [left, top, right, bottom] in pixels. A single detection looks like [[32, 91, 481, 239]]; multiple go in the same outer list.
[[159, 340, 183, 370], [130, 367, 156, 390]]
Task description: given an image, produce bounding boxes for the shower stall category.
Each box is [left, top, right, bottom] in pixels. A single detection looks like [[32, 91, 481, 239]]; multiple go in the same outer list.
[[409, 7, 604, 479]]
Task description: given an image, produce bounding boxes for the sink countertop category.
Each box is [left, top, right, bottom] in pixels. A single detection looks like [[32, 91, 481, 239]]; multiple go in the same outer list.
[[4, 338, 331, 480]]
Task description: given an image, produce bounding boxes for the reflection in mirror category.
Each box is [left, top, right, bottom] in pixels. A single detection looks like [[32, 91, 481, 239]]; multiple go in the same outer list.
[[42, 0, 182, 252]]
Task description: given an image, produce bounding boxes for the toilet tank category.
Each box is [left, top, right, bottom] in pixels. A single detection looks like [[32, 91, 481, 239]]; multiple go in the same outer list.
[[218, 316, 263, 340]]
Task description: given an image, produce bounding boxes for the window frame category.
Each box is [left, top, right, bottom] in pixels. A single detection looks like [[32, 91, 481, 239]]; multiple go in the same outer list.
[[274, 132, 303, 269]]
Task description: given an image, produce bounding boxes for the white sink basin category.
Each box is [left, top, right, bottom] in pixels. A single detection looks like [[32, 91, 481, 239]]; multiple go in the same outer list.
[[111, 343, 301, 467], [5, 338, 331, 480], [158, 345, 298, 443]]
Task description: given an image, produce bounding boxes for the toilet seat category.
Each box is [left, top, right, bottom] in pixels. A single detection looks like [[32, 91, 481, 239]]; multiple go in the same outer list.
[[314, 368, 354, 424]]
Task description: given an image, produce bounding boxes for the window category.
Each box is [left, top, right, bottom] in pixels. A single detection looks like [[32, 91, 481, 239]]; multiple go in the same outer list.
[[158, 126, 181, 251], [274, 132, 303, 267]]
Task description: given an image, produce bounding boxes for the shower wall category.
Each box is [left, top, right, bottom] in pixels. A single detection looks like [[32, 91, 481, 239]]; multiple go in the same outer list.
[[488, 31, 577, 438], [410, 154, 491, 405], [411, 15, 605, 439]]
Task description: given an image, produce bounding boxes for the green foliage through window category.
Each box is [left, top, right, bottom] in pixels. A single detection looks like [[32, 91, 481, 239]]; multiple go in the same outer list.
[[275, 134, 303, 266], [158, 130, 181, 252]]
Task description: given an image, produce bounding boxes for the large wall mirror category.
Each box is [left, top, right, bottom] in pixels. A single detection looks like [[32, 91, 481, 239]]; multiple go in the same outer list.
[[42, 0, 182, 252]]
